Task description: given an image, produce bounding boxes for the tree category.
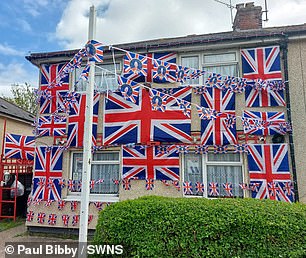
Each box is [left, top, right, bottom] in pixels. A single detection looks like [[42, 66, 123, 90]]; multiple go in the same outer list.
[[2, 83, 37, 114]]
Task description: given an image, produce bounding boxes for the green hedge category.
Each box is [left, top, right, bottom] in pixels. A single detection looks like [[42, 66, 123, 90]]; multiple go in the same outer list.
[[93, 196, 306, 257]]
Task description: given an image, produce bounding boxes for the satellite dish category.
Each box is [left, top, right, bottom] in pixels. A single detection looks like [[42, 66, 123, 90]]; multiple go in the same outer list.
[[272, 133, 285, 144]]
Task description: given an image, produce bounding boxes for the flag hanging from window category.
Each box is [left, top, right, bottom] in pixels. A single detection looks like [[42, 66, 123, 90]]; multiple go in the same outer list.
[[241, 46, 285, 107], [4, 133, 35, 160], [36, 115, 67, 137], [103, 87, 192, 145], [122, 145, 179, 180], [247, 144, 294, 202]]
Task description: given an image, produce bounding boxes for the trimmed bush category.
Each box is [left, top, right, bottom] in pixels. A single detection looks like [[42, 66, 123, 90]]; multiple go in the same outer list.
[[93, 196, 306, 257]]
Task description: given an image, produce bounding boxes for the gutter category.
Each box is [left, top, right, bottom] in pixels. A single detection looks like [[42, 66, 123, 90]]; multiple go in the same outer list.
[[280, 35, 299, 202]]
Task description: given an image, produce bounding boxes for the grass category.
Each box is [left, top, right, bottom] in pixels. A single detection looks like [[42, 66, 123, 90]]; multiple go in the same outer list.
[[0, 217, 24, 232]]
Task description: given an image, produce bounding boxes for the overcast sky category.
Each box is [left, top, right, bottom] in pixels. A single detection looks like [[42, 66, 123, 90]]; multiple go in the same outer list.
[[0, 0, 306, 96]]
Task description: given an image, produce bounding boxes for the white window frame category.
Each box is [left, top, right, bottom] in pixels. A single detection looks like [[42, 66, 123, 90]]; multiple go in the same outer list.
[[66, 151, 120, 202], [182, 152, 245, 198]]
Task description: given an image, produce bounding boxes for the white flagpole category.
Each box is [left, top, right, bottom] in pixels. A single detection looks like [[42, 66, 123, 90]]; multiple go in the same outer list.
[[78, 5, 96, 257]]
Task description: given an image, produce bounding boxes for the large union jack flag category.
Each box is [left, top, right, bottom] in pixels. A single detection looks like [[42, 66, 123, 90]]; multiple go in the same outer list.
[[122, 145, 179, 180], [247, 144, 294, 202], [37, 115, 66, 137], [4, 133, 35, 160], [200, 88, 237, 145], [242, 110, 285, 135], [241, 46, 285, 107], [39, 64, 69, 114], [31, 146, 63, 201], [67, 93, 99, 147], [123, 51, 176, 83], [103, 87, 191, 145]]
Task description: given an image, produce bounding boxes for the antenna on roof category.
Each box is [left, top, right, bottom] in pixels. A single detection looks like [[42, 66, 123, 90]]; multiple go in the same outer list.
[[213, 0, 236, 25], [263, 0, 269, 22]]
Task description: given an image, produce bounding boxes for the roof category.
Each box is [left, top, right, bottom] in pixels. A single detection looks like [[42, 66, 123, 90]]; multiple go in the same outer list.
[[26, 23, 306, 66], [0, 97, 35, 123]]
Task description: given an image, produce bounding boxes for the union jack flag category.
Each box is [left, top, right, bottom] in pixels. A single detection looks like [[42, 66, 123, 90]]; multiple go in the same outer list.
[[39, 63, 69, 114], [72, 215, 80, 226], [173, 180, 180, 191], [222, 183, 233, 197], [94, 202, 103, 211], [36, 115, 66, 137], [183, 181, 193, 195], [48, 213, 57, 225], [122, 145, 179, 180], [70, 201, 78, 211], [205, 73, 223, 89], [27, 211, 34, 222], [145, 179, 154, 190], [122, 179, 131, 190], [241, 46, 285, 107], [67, 93, 99, 147], [117, 76, 140, 104], [4, 133, 35, 160], [85, 40, 104, 62], [195, 145, 209, 154], [209, 182, 219, 196], [62, 215, 69, 226], [195, 182, 204, 193], [176, 66, 189, 83], [31, 146, 63, 201], [239, 183, 248, 191], [151, 58, 177, 83], [37, 212, 46, 224], [67, 179, 75, 191], [58, 200, 66, 210], [123, 52, 147, 82], [59, 178, 66, 189], [242, 110, 285, 135], [150, 89, 167, 112], [247, 144, 294, 202], [103, 87, 192, 145], [44, 200, 53, 207], [200, 88, 237, 145]]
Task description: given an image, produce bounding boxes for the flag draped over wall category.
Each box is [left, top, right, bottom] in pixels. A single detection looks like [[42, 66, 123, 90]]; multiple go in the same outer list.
[[103, 87, 192, 145], [247, 144, 294, 202], [241, 46, 285, 107], [31, 146, 63, 201], [4, 133, 35, 160], [122, 145, 179, 180]]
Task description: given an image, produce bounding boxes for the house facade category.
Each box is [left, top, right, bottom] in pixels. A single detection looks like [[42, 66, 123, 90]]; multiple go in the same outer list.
[[25, 2, 306, 231]]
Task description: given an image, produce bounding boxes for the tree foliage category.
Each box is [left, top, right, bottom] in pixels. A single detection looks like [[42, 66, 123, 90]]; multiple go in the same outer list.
[[3, 83, 37, 114]]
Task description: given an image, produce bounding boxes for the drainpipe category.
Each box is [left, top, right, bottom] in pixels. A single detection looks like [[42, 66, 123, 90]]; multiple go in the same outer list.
[[280, 35, 299, 202]]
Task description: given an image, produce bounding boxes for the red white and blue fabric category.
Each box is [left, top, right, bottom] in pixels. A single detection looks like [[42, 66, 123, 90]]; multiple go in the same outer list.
[[152, 58, 177, 83], [117, 76, 140, 104], [242, 110, 285, 135], [103, 87, 192, 145], [37, 115, 66, 137], [37, 212, 46, 224], [85, 40, 104, 62], [205, 73, 223, 89], [195, 182, 204, 193], [209, 182, 219, 196], [195, 145, 209, 154], [62, 215, 69, 226], [58, 200, 66, 210], [176, 66, 189, 83], [39, 64, 69, 114], [149, 89, 167, 112], [94, 202, 103, 211], [145, 179, 154, 190], [31, 146, 63, 201], [247, 144, 294, 202], [45, 200, 53, 207], [200, 88, 237, 145], [183, 181, 193, 195], [123, 52, 148, 82], [122, 145, 179, 180], [72, 215, 80, 226], [57, 91, 80, 113], [70, 201, 78, 211], [241, 46, 285, 107], [222, 183, 233, 197], [122, 179, 131, 190], [48, 213, 57, 225], [4, 133, 35, 160], [67, 93, 99, 147], [27, 211, 34, 222]]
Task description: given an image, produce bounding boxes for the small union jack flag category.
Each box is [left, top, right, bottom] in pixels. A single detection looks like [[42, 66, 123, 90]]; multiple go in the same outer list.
[[213, 145, 228, 154], [175, 145, 189, 154], [183, 181, 193, 195], [176, 66, 189, 83], [161, 179, 171, 186], [48, 213, 57, 225], [27, 211, 34, 222], [94, 202, 103, 211], [122, 179, 131, 190], [150, 89, 167, 112], [79, 63, 90, 82], [209, 182, 219, 196], [156, 146, 169, 154], [118, 76, 140, 104], [195, 182, 204, 193], [72, 215, 80, 226], [222, 183, 233, 197], [70, 201, 78, 211], [249, 182, 260, 192], [67, 179, 75, 191], [234, 144, 249, 153], [195, 145, 209, 154], [239, 183, 249, 191], [173, 180, 180, 191], [224, 114, 236, 129], [85, 40, 104, 62], [205, 73, 223, 89], [59, 178, 66, 189], [194, 86, 208, 95], [37, 212, 46, 224], [176, 99, 191, 118], [112, 179, 120, 185], [96, 179, 104, 184], [62, 215, 70, 226], [27, 197, 32, 207], [268, 182, 279, 197], [232, 78, 246, 93], [33, 199, 42, 206], [145, 179, 154, 190], [58, 200, 66, 210], [89, 180, 95, 189], [283, 181, 294, 196], [197, 106, 217, 120], [222, 76, 236, 91], [44, 200, 53, 207]]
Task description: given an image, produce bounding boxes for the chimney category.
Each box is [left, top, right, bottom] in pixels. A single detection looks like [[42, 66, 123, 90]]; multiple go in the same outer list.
[[233, 2, 262, 31]]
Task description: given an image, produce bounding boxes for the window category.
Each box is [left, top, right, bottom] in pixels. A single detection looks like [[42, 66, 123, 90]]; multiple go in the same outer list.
[[181, 56, 199, 85], [74, 62, 121, 92], [183, 153, 243, 198], [70, 152, 120, 195], [203, 52, 238, 81]]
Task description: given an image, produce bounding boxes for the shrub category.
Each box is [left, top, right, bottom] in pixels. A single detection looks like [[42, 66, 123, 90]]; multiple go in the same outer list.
[[93, 196, 306, 257]]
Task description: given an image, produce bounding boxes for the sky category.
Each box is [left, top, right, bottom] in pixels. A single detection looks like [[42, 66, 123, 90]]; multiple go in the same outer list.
[[0, 0, 306, 97]]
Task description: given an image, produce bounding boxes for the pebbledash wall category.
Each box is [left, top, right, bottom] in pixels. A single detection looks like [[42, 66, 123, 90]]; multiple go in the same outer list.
[[25, 3, 306, 231]]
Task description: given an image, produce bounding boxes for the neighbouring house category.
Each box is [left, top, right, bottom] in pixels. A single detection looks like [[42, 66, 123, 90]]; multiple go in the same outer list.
[[25, 2, 306, 233], [0, 97, 35, 219]]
